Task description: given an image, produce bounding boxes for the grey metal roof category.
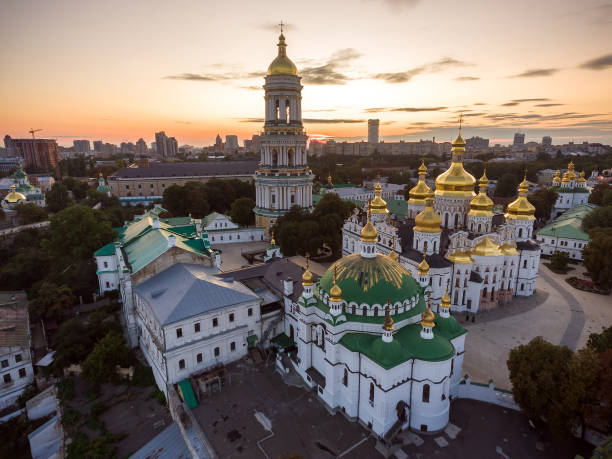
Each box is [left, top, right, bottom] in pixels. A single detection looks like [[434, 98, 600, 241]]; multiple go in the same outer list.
[[110, 160, 258, 179], [135, 263, 259, 326], [130, 423, 192, 459]]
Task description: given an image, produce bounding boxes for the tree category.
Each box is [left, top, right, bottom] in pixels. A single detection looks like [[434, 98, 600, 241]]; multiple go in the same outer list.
[[589, 183, 611, 205], [44, 205, 116, 264], [81, 331, 133, 382], [14, 203, 47, 224], [587, 326, 612, 353], [550, 251, 569, 271], [583, 228, 612, 288], [29, 282, 75, 320], [582, 206, 612, 231], [46, 182, 73, 213], [603, 189, 612, 207], [528, 188, 558, 221], [507, 337, 572, 425], [495, 173, 519, 197], [229, 197, 255, 226], [62, 177, 90, 201]]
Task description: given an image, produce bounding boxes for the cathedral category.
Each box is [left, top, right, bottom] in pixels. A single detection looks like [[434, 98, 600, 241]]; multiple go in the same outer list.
[[253, 30, 314, 234], [549, 161, 590, 218], [342, 134, 541, 314]]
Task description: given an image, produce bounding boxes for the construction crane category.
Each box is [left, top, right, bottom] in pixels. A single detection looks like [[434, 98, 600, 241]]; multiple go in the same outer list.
[[28, 128, 42, 139]]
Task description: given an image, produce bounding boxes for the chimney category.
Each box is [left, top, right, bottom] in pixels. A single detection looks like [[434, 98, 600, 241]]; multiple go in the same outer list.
[[167, 234, 176, 248], [283, 277, 293, 297], [152, 217, 160, 229]]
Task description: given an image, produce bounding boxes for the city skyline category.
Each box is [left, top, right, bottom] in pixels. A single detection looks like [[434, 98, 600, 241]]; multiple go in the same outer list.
[[1, 0, 611, 146]]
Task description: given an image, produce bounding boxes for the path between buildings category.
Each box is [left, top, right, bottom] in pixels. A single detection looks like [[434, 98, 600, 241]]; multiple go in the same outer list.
[[538, 269, 585, 350]]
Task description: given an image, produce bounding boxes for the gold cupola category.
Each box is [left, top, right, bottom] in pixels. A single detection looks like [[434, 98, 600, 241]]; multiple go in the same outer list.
[[472, 236, 503, 257], [468, 169, 494, 217], [4, 185, 26, 203], [360, 208, 379, 242], [578, 170, 586, 183], [435, 128, 476, 198], [383, 300, 394, 331], [302, 255, 314, 286], [414, 191, 442, 233], [369, 176, 388, 215], [552, 169, 561, 185], [505, 175, 535, 221], [418, 253, 430, 275], [329, 266, 342, 302], [388, 237, 399, 261], [420, 300, 436, 329], [267, 32, 298, 76], [440, 289, 451, 309], [408, 160, 431, 204]]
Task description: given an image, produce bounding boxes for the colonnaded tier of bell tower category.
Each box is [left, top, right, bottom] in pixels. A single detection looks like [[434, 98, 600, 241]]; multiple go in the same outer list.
[[253, 30, 314, 234]]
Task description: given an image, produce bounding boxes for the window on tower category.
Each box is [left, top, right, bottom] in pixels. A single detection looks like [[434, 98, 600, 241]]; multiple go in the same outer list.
[[285, 98, 290, 123], [275, 99, 279, 120]]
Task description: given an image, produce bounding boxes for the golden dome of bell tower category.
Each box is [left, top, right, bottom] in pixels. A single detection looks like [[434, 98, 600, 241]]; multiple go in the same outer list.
[[435, 123, 476, 199], [267, 26, 298, 76]]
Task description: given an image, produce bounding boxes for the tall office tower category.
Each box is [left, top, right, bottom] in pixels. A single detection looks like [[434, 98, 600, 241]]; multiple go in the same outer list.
[[225, 135, 239, 153], [155, 131, 169, 157], [513, 133, 525, 151], [542, 136, 552, 149], [6, 137, 60, 170], [253, 32, 313, 234], [368, 119, 380, 144], [93, 140, 103, 152], [73, 139, 91, 153], [167, 137, 178, 157], [136, 138, 147, 154]]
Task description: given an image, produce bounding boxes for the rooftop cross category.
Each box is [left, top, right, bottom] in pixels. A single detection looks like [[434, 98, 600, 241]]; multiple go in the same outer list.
[[278, 20, 284, 34]]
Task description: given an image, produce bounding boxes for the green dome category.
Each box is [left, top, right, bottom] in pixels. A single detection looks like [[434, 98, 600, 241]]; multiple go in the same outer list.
[[319, 253, 421, 306], [14, 168, 26, 179], [97, 185, 110, 193]]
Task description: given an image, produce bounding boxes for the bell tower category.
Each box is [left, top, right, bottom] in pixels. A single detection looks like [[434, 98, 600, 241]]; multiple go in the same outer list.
[[253, 27, 314, 235]]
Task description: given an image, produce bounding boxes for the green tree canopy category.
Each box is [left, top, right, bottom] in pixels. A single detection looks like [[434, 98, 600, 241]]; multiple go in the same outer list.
[[81, 331, 133, 382], [495, 173, 519, 197], [62, 176, 90, 201], [29, 282, 75, 321], [46, 182, 74, 213], [582, 206, 612, 232], [583, 227, 612, 288], [14, 203, 47, 224], [44, 205, 116, 263], [589, 183, 611, 205], [550, 251, 569, 271], [602, 189, 612, 207], [229, 197, 255, 226], [528, 188, 558, 221], [587, 326, 612, 354]]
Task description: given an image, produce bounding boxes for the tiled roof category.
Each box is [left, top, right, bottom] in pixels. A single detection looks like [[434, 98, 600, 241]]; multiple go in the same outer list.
[[0, 291, 29, 349], [135, 263, 259, 326], [110, 160, 258, 179]]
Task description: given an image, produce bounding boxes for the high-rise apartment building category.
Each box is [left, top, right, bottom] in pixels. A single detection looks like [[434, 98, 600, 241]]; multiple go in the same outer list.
[[93, 140, 103, 152], [154, 131, 177, 158], [4, 136, 60, 171], [225, 135, 238, 153], [136, 138, 147, 154], [368, 119, 379, 144], [167, 137, 178, 157], [542, 136, 552, 149], [513, 133, 525, 151], [73, 139, 91, 153]]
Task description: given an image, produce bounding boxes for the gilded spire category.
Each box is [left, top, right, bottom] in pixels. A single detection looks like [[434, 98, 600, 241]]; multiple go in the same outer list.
[[420, 297, 436, 328], [369, 175, 388, 215], [469, 168, 494, 218], [383, 299, 394, 331], [270, 231, 276, 246], [440, 287, 451, 309], [302, 253, 314, 286], [329, 265, 342, 302], [267, 28, 298, 76], [408, 160, 431, 204], [414, 191, 442, 233], [360, 205, 378, 242], [435, 117, 475, 197], [418, 251, 430, 275], [388, 236, 399, 261]]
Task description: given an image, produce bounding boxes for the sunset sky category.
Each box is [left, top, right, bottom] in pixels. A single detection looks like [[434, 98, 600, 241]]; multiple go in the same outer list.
[[1, 0, 611, 147]]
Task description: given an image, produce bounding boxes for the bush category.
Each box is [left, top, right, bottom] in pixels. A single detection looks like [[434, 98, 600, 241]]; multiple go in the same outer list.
[[56, 378, 75, 401], [131, 365, 156, 388], [86, 417, 106, 432], [61, 406, 82, 427], [89, 400, 108, 417], [550, 251, 569, 271], [149, 389, 166, 406]]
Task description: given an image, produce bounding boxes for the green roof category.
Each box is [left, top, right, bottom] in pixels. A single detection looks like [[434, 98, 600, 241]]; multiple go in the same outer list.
[[96, 185, 110, 192], [178, 379, 197, 408], [319, 253, 422, 306], [435, 315, 468, 340], [160, 216, 192, 226], [340, 323, 455, 369], [537, 204, 598, 241], [94, 243, 116, 257], [386, 199, 408, 219], [13, 168, 26, 179]]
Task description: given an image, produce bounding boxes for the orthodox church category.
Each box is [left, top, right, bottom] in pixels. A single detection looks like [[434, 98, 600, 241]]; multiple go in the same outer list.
[[1, 168, 45, 209], [342, 133, 541, 314], [549, 161, 590, 218]]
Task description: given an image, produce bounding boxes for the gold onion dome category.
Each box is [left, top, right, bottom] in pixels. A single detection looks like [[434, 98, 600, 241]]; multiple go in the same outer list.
[[383, 302, 394, 331], [408, 160, 431, 203], [578, 170, 586, 183], [369, 178, 388, 214], [4, 185, 26, 203], [505, 176, 535, 221], [553, 169, 561, 182], [567, 161, 577, 179], [360, 208, 379, 242], [302, 257, 314, 286], [468, 170, 494, 217], [472, 236, 503, 257], [418, 254, 430, 275], [501, 242, 520, 255], [414, 192, 442, 233], [330, 267, 342, 302], [435, 130, 476, 198], [267, 33, 298, 76], [440, 290, 451, 309], [420, 301, 436, 328]]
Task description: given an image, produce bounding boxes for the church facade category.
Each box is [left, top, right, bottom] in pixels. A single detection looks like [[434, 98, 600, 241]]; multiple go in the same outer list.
[[550, 161, 590, 218], [253, 31, 314, 234], [342, 133, 540, 314]]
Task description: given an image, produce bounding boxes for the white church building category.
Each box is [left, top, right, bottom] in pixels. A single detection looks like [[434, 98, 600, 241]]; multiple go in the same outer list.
[[550, 161, 590, 218]]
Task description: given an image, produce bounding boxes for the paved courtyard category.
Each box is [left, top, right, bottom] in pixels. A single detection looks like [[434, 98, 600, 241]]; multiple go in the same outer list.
[[190, 360, 591, 458], [462, 259, 612, 390]]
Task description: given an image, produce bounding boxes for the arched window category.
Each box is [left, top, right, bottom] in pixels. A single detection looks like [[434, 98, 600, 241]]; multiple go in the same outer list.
[[352, 305, 356, 315], [362, 306, 367, 316], [285, 98, 290, 123], [395, 305, 398, 315], [519, 228, 523, 238], [272, 150, 278, 167], [523, 260, 527, 268], [373, 307, 378, 317], [275, 99, 280, 120], [477, 223, 482, 233], [422, 384, 430, 403], [343, 368, 348, 386], [369, 382, 375, 402], [455, 278, 460, 287]]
